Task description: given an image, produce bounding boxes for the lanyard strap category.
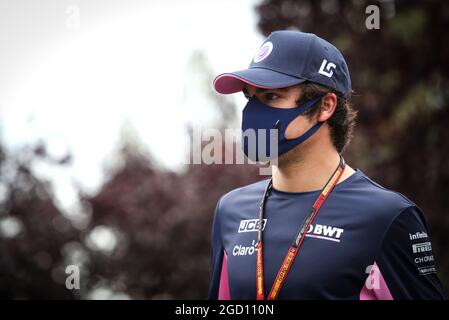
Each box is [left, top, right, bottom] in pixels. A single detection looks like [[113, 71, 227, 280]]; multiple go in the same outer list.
[[256, 155, 346, 300]]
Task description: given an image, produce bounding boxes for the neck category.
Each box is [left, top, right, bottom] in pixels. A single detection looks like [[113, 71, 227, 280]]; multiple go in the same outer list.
[[272, 145, 355, 193]]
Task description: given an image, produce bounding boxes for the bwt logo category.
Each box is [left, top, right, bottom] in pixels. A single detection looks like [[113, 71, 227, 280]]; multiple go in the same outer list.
[[412, 242, 432, 254], [307, 224, 344, 242], [238, 219, 267, 233]]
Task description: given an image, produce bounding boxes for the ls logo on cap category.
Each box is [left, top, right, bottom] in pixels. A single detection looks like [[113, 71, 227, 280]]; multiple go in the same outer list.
[[253, 41, 273, 63], [318, 59, 336, 78]]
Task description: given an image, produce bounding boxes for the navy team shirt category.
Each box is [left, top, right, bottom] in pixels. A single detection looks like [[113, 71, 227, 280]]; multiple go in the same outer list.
[[208, 169, 445, 300]]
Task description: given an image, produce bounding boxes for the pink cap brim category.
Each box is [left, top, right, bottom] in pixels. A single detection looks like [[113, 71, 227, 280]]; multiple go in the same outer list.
[[213, 67, 306, 95], [213, 73, 279, 94]]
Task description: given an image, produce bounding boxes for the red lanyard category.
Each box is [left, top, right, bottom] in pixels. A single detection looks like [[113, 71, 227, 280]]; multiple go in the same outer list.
[[256, 156, 346, 300]]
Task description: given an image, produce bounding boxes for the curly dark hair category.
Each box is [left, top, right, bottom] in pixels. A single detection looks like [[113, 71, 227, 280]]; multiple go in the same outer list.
[[297, 82, 358, 153]]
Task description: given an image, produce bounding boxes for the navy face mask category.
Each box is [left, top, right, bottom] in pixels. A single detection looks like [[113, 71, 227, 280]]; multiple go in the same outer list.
[[241, 95, 323, 162]]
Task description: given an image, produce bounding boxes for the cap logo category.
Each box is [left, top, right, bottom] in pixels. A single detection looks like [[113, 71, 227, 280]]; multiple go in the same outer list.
[[318, 59, 337, 78], [253, 41, 273, 63]]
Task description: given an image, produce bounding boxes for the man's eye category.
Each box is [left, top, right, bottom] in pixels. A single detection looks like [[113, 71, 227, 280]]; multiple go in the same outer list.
[[265, 93, 280, 101]]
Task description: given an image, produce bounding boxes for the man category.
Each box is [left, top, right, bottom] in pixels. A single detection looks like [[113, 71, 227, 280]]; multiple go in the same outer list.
[[208, 30, 445, 300]]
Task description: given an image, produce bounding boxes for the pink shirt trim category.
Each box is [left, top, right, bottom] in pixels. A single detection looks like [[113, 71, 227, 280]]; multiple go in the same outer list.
[[218, 250, 231, 300]]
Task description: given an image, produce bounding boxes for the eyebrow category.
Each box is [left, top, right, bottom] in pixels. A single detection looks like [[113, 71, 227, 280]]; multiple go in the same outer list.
[[242, 87, 288, 96], [256, 87, 288, 93]]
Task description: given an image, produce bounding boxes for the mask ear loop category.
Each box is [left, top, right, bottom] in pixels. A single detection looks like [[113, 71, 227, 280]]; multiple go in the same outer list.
[[292, 95, 324, 115], [274, 95, 324, 142]]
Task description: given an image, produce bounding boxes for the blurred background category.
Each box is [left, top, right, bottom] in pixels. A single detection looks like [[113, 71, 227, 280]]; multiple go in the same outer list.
[[0, 0, 448, 299]]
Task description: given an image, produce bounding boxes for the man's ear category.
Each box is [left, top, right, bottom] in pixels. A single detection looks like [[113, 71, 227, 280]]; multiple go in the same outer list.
[[317, 92, 337, 122]]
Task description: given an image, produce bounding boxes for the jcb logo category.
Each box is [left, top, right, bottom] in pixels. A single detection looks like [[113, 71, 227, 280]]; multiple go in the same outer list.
[[238, 219, 267, 233], [318, 59, 336, 78]]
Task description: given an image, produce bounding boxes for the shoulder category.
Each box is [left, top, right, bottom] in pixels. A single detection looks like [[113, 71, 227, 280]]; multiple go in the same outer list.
[[344, 170, 423, 232], [362, 173, 415, 207]]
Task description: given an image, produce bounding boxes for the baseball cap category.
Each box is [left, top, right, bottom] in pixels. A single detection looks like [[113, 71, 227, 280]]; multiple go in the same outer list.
[[213, 30, 352, 98]]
